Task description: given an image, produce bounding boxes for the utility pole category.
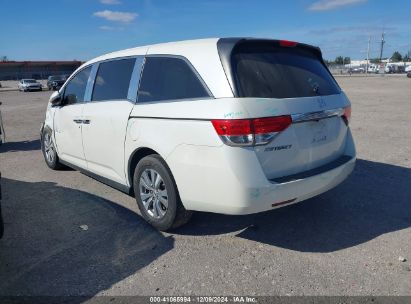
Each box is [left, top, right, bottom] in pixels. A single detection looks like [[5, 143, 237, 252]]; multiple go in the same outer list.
[[379, 32, 385, 62], [366, 36, 371, 75]]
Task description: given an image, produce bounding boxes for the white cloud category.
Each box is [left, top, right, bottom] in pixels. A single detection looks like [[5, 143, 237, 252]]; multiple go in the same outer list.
[[93, 10, 137, 23], [99, 25, 124, 31], [100, 0, 121, 4], [308, 0, 366, 11]]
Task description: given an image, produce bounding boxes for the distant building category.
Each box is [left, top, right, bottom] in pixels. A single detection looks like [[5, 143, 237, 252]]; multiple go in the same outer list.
[[0, 61, 83, 80], [346, 59, 410, 68]]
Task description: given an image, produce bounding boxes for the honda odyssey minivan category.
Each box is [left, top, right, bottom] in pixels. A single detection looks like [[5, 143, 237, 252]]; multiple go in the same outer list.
[[41, 38, 356, 231]]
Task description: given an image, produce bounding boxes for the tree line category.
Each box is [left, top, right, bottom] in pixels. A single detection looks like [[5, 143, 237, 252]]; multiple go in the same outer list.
[[326, 50, 411, 65]]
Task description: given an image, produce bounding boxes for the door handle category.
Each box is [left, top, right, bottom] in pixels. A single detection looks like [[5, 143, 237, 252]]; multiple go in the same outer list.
[[73, 119, 91, 124]]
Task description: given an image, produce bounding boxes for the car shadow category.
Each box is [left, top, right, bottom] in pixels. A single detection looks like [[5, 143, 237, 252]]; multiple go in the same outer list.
[[176, 159, 411, 253], [0, 178, 173, 298], [0, 139, 41, 152]]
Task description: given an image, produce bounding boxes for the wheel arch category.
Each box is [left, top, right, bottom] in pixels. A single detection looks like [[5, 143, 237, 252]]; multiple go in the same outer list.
[[127, 147, 160, 195]]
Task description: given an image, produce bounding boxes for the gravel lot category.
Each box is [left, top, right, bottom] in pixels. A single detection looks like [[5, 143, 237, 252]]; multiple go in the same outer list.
[[0, 76, 410, 297]]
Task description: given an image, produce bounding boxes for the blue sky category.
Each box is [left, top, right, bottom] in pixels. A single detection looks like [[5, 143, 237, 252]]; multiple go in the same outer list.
[[1, 0, 410, 61]]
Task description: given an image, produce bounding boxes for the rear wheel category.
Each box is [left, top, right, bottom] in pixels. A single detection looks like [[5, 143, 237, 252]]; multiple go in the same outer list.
[[133, 155, 192, 231], [41, 128, 63, 170]]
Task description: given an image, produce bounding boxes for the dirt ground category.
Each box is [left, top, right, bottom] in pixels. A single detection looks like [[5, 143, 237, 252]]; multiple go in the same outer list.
[[0, 75, 410, 297]]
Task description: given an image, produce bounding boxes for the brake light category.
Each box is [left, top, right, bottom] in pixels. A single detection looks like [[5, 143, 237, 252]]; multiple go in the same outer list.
[[211, 116, 292, 146], [279, 40, 298, 47], [253, 116, 292, 134], [342, 106, 351, 125], [211, 119, 252, 136]]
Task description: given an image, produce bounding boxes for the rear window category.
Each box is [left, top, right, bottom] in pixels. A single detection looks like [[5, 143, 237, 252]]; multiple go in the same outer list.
[[232, 43, 340, 98]]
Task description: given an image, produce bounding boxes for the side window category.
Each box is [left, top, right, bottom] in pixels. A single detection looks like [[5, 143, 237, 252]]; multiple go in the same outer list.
[[92, 58, 136, 101], [138, 57, 210, 102], [63, 66, 91, 105]]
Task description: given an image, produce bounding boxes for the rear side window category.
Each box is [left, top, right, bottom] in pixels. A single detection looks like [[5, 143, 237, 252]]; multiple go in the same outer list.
[[232, 43, 340, 98], [63, 66, 92, 105], [92, 58, 136, 101], [138, 57, 210, 102]]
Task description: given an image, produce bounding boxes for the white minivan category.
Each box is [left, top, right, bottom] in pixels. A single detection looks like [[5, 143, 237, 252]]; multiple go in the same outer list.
[[41, 38, 356, 230]]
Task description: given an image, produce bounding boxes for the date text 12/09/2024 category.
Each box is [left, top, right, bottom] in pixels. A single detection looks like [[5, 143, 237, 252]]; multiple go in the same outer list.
[[150, 296, 257, 303]]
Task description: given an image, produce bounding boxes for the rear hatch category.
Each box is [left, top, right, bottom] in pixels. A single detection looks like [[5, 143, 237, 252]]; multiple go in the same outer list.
[[221, 39, 351, 180]]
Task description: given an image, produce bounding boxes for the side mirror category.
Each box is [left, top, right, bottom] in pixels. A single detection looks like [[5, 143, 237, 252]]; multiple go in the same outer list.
[[50, 91, 63, 107]]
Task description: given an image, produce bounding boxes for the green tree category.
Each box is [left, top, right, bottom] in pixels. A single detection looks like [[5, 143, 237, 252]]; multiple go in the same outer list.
[[1, 56, 8, 62], [344, 57, 351, 64], [335, 56, 344, 65], [390, 51, 402, 62]]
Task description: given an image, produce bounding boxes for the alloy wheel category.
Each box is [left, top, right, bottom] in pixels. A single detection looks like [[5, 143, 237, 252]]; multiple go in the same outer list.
[[139, 169, 169, 219], [43, 133, 55, 164]]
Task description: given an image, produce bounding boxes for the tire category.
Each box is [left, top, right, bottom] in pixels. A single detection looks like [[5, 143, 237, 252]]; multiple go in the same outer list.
[[133, 154, 192, 231], [41, 128, 63, 170]]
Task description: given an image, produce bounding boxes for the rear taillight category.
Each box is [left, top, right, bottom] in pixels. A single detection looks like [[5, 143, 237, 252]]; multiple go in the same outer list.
[[211, 116, 292, 147], [342, 106, 351, 125]]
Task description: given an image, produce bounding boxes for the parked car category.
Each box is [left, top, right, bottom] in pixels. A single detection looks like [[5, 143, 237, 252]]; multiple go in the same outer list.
[[47, 75, 66, 91], [41, 38, 356, 231], [349, 67, 365, 73], [18, 79, 42, 92], [407, 72, 411, 78], [405, 65, 411, 72], [367, 65, 379, 73], [385, 65, 405, 74]]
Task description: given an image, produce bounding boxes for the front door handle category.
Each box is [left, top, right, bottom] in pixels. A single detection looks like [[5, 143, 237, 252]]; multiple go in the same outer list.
[[83, 119, 91, 124]]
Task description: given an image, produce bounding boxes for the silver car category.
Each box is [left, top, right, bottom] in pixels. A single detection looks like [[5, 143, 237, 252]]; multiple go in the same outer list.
[[18, 79, 42, 92]]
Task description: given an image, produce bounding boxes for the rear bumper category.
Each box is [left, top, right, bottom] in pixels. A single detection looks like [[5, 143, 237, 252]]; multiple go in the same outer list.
[[167, 131, 356, 215]]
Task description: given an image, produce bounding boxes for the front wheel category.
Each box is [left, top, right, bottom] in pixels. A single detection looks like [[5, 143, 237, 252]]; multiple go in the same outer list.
[[133, 155, 192, 231], [41, 128, 63, 170]]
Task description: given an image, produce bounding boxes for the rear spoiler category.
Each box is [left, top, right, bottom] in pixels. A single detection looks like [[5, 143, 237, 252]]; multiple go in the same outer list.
[[216, 37, 337, 97]]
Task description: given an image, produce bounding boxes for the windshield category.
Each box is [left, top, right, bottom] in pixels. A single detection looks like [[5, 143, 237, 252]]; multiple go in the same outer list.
[[50, 76, 64, 81], [232, 43, 340, 98], [24, 79, 37, 83]]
